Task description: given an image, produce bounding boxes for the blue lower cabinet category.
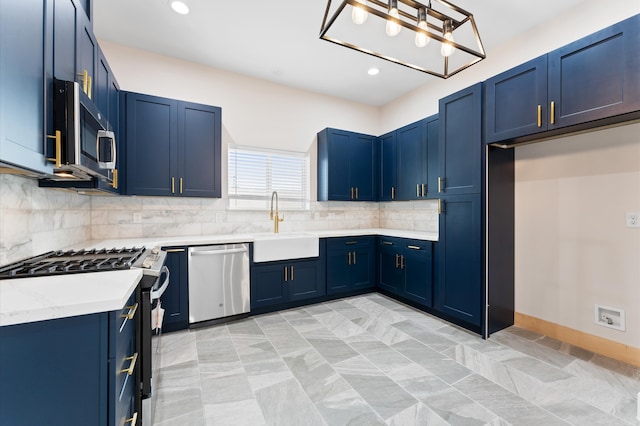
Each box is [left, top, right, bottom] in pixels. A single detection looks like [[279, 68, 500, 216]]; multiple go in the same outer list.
[[161, 247, 189, 332], [377, 237, 433, 308], [0, 291, 138, 426], [251, 247, 326, 310], [326, 236, 376, 295], [434, 194, 483, 328]]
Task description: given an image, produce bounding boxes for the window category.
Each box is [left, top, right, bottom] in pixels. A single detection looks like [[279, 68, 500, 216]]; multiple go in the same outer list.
[[228, 146, 310, 210]]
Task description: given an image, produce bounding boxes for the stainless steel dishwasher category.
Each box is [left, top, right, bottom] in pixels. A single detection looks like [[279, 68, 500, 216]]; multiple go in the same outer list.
[[188, 243, 250, 324]]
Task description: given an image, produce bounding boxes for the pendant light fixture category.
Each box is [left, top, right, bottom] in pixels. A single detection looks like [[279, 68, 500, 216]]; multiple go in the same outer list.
[[319, 0, 486, 79]]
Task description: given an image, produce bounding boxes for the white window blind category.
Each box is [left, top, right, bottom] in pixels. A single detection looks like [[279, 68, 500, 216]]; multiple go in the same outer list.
[[228, 146, 310, 210]]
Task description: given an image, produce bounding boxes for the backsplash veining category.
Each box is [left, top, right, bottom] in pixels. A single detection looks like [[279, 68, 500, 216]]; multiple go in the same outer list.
[[1, 174, 438, 264], [0, 174, 92, 264]]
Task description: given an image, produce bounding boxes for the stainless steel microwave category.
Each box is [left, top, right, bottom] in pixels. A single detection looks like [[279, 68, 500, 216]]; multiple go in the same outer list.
[[47, 78, 116, 183]]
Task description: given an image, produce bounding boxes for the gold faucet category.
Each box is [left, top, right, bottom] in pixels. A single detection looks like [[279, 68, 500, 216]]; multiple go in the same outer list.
[[269, 191, 284, 233]]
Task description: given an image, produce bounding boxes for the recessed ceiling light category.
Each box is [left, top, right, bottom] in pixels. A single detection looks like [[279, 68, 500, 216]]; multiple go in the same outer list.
[[368, 67, 380, 76], [170, 0, 189, 14]]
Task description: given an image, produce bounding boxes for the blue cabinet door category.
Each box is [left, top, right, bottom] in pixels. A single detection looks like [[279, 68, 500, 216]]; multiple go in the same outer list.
[[350, 133, 376, 201], [0, 313, 109, 426], [177, 101, 222, 197], [435, 194, 483, 328], [403, 242, 433, 307], [162, 247, 189, 332], [326, 248, 351, 294], [76, 15, 96, 98], [251, 263, 288, 308], [397, 119, 427, 200], [484, 55, 548, 143], [377, 238, 403, 296], [425, 115, 439, 197], [125, 93, 177, 196], [548, 14, 640, 130], [438, 83, 483, 196], [0, 0, 54, 175], [351, 240, 376, 291], [288, 258, 325, 301], [52, 0, 78, 82], [378, 131, 397, 201]]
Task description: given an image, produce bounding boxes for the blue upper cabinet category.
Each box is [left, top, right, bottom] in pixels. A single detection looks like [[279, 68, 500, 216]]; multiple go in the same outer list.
[[438, 83, 483, 196], [125, 92, 222, 197], [0, 0, 54, 176], [397, 118, 429, 200], [178, 101, 222, 198], [484, 56, 548, 144], [125, 93, 177, 196], [317, 128, 377, 201], [378, 131, 397, 201], [548, 15, 640, 129], [485, 15, 640, 144]]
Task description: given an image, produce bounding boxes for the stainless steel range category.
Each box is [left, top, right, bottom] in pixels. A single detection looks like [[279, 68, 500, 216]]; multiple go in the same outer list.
[[0, 245, 168, 426]]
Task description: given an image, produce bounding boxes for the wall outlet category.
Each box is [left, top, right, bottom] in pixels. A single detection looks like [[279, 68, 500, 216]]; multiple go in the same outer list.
[[626, 212, 640, 228], [595, 304, 625, 331]]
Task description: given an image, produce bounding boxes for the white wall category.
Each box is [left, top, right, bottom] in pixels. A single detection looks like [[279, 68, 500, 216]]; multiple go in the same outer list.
[[380, 0, 640, 132]]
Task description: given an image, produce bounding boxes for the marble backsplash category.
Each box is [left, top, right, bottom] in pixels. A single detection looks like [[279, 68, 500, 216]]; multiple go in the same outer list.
[[1, 174, 439, 264], [0, 174, 92, 264]]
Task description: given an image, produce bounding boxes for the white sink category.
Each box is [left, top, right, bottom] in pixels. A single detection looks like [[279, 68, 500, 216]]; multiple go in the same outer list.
[[253, 233, 319, 263]]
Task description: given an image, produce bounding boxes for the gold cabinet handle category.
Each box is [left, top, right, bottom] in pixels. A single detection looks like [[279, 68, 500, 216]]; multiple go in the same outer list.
[[382, 241, 393, 245], [438, 177, 444, 193], [395, 253, 400, 268], [352, 251, 356, 264], [355, 187, 359, 200], [421, 184, 426, 197], [550, 101, 555, 124], [345, 241, 357, 245], [391, 186, 395, 200], [437, 199, 442, 215], [347, 252, 352, 265], [537, 105, 542, 127], [125, 412, 138, 425], [120, 352, 138, 376], [284, 266, 288, 282], [171, 177, 175, 194], [165, 248, 186, 253], [78, 70, 89, 95], [350, 187, 354, 200], [179, 177, 183, 194], [290, 266, 294, 281], [111, 169, 119, 189], [401, 255, 405, 269], [407, 245, 421, 250], [122, 303, 138, 320], [87, 75, 92, 99], [416, 184, 420, 197], [46, 130, 62, 168]]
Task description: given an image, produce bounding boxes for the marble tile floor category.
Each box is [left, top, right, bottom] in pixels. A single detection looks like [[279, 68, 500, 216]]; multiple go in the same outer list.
[[151, 294, 640, 426]]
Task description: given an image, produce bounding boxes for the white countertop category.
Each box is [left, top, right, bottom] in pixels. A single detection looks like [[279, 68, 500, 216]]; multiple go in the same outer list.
[[0, 269, 142, 327], [87, 228, 438, 249], [1, 229, 436, 327]]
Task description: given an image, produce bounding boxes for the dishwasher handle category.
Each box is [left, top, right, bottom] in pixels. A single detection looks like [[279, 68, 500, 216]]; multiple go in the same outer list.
[[150, 266, 170, 300], [190, 247, 248, 256]]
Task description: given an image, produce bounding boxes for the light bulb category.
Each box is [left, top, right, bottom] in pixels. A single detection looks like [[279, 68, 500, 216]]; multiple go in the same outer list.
[[441, 21, 455, 57], [386, 8, 401, 37], [415, 20, 429, 48], [351, 0, 368, 25], [170, 0, 189, 14]]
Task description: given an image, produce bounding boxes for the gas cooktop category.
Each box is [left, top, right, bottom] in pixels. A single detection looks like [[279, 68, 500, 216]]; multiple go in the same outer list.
[[0, 247, 147, 279]]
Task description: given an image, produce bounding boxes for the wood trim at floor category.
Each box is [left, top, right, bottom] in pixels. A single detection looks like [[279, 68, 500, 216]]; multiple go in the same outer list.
[[514, 312, 640, 368]]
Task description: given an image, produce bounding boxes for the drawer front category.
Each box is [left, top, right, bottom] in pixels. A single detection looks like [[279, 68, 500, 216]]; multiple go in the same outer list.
[[326, 236, 373, 251]]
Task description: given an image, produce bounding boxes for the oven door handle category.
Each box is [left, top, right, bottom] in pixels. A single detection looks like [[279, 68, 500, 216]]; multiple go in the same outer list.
[[150, 266, 170, 300]]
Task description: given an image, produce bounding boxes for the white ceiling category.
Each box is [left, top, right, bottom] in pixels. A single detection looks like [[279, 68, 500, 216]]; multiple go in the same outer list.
[[93, 0, 588, 107]]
